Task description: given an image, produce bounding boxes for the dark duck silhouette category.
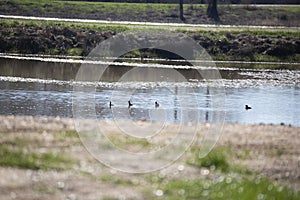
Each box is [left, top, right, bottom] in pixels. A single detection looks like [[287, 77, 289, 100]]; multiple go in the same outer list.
[[155, 101, 159, 108], [245, 105, 252, 110], [128, 101, 133, 108], [109, 101, 113, 109]]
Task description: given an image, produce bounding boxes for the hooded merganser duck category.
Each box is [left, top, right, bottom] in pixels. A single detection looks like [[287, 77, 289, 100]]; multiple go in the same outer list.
[[245, 105, 252, 110], [128, 101, 133, 108], [155, 101, 159, 108]]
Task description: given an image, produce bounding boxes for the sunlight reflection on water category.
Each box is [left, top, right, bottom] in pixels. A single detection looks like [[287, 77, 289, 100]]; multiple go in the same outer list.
[[0, 79, 299, 126]]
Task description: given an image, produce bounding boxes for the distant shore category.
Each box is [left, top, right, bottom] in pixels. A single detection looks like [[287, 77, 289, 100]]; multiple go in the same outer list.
[[0, 0, 300, 66], [0, 18, 299, 67]]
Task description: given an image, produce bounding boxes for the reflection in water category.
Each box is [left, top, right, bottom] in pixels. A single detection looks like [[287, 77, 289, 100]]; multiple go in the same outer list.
[[0, 79, 299, 126], [0, 58, 252, 82], [205, 87, 210, 122], [0, 57, 299, 126], [0, 58, 80, 81], [174, 86, 178, 121]]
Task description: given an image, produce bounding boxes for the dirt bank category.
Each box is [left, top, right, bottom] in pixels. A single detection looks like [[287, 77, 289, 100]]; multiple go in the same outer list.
[[0, 115, 299, 199], [1, 22, 299, 63], [0, 23, 117, 56]]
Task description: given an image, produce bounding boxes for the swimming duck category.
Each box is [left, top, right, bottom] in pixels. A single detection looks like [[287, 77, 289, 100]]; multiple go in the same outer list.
[[128, 101, 133, 108], [155, 101, 159, 108], [245, 105, 252, 110], [109, 101, 113, 109]]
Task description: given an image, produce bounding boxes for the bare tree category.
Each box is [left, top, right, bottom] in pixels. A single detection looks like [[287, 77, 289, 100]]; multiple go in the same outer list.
[[207, 0, 220, 21]]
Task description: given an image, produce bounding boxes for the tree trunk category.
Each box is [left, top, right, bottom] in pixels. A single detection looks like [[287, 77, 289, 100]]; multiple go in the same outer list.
[[179, 0, 185, 21], [207, 0, 220, 22]]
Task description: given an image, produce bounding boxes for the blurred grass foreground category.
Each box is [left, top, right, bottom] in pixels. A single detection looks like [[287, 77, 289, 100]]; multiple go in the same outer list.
[[0, 116, 299, 199]]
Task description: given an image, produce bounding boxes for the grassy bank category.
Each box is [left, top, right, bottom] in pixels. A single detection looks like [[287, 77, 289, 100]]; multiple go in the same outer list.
[[0, 116, 299, 199], [0, 132, 77, 170], [0, 18, 299, 67], [0, 0, 299, 26], [162, 176, 299, 200]]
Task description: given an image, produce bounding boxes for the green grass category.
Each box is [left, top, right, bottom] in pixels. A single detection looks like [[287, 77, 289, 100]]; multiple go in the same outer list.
[[54, 130, 79, 139], [222, 30, 300, 37], [107, 133, 152, 151], [1, 16, 299, 66], [0, 0, 176, 16], [187, 145, 254, 175], [187, 146, 231, 172], [0, 145, 75, 170], [99, 175, 136, 186], [67, 48, 83, 56], [163, 176, 300, 200], [269, 6, 300, 13], [178, 29, 300, 39], [0, 136, 76, 170], [1, 16, 299, 37], [1, 0, 299, 27], [0, 136, 35, 146], [0, 19, 129, 32]]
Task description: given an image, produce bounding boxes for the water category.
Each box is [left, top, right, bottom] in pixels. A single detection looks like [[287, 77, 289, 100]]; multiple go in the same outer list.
[[0, 56, 299, 126], [225, 87, 300, 126]]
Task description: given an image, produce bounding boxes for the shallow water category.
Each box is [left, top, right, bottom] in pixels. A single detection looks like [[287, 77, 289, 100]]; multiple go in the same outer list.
[[0, 56, 299, 126]]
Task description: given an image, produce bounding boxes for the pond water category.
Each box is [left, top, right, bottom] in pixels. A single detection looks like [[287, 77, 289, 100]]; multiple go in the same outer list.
[[0, 56, 299, 127]]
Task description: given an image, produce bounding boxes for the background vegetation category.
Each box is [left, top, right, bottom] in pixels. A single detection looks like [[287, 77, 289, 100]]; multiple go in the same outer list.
[[0, 0, 299, 26]]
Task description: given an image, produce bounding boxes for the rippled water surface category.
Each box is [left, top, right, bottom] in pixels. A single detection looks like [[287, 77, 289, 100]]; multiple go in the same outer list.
[[0, 56, 299, 126]]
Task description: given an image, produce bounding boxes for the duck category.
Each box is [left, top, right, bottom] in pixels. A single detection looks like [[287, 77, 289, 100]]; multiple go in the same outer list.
[[128, 100, 133, 108], [245, 105, 252, 110], [109, 101, 113, 109], [155, 101, 159, 108]]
